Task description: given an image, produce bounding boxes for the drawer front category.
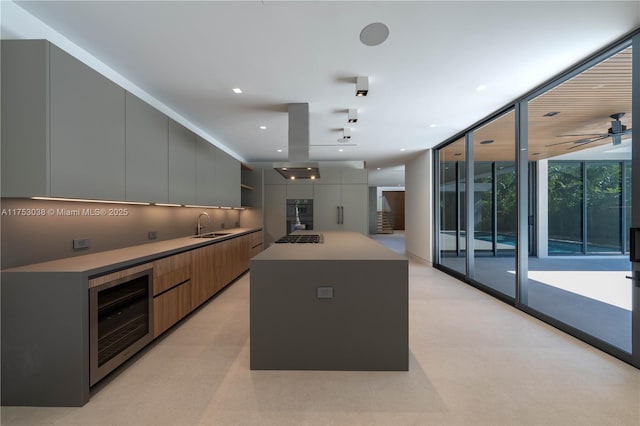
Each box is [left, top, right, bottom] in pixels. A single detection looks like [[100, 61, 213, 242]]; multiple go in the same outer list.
[[153, 251, 191, 295], [153, 280, 191, 337]]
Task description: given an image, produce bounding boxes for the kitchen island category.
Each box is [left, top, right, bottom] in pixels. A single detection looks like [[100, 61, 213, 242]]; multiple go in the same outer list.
[[250, 231, 408, 371]]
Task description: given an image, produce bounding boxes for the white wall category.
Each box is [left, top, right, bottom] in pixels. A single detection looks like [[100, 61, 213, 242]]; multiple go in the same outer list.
[[405, 150, 433, 264]]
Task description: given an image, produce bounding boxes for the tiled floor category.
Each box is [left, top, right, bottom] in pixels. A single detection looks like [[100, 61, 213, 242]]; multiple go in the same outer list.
[[2, 243, 639, 425]]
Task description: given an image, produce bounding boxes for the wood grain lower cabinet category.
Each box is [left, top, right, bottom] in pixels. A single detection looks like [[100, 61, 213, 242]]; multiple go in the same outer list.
[[155, 232, 260, 335], [153, 251, 191, 295], [250, 231, 263, 257], [153, 281, 191, 337], [152, 251, 192, 337]]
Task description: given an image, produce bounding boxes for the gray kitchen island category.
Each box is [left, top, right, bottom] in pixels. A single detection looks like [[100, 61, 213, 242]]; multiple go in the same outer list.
[[250, 231, 408, 371]]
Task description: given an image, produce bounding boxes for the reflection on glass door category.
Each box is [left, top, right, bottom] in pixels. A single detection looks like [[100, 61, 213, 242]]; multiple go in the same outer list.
[[524, 45, 633, 353], [438, 138, 466, 275], [472, 111, 516, 297]]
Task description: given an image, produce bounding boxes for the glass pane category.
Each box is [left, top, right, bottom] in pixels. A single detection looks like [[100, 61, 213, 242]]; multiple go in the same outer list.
[[471, 111, 516, 297], [623, 161, 631, 253], [548, 162, 583, 254], [496, 162, 517, 254], [438, 138, 466, 275], [525, 46, 632, 353], [586, 163, 622, 253]]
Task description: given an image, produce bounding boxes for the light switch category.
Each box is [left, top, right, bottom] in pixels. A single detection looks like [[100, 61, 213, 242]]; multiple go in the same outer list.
[[317, 287, 333, 299]]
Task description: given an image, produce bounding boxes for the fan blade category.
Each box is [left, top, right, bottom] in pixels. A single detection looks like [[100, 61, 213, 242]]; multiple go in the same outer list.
[[557, 133, 608, 137], [545, 138, 595, 147], [567, 135, 609, 149]]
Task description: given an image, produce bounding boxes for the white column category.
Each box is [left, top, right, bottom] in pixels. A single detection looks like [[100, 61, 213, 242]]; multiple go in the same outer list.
[[405, 149, 433, 264]]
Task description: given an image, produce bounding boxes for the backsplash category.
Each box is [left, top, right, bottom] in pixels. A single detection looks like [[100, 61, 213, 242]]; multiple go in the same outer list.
[[1, 198, 242, 269]]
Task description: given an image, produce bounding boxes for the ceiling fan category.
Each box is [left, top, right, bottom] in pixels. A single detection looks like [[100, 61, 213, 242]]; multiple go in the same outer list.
[[545, 112, 632, 149]]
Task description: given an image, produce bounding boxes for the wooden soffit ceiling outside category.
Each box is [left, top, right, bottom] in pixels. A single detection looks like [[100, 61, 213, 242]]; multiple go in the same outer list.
[[441, 46, 632, 163]]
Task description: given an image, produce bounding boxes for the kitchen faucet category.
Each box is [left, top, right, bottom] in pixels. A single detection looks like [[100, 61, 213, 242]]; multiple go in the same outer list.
[[197, 211, 211, 236]]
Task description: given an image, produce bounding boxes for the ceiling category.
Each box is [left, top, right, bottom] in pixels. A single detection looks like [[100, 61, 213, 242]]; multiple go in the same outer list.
[[440, 46, 633, 163], [4, 1, 640, 185]]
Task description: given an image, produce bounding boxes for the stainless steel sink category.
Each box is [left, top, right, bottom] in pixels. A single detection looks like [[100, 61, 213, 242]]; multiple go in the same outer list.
[[193, 232, 232, 238]]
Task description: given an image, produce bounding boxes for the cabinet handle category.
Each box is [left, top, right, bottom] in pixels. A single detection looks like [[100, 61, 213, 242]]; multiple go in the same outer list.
[[337, 206, 341, 225], [340, 206, 344, 224]]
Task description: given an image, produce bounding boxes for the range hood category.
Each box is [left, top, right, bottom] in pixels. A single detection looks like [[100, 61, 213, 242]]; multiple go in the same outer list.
[[274, 103, 320, 180]]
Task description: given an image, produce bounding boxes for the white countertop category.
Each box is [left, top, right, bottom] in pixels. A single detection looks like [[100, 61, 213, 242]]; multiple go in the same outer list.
[[2, 227, 261, 275]]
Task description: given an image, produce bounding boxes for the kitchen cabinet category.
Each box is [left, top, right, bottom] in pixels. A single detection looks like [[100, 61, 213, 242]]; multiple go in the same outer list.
[[49, 44, 126, 200], [215, 149, 241, 207], [241, 163, 261, 208], [153, 282, 192, 337], [168, 119, 196, 205], [313, 182, 368, 235], [286, 184, 313, 199], [196, 136, 218, 206], [264, 184, 286, 245], [196, 140, 240, 207], [153, 251, 192, 337], [1, 40, 49, 197], [125, 92, 169, 203], [191, 232, 255, 307], [191, 243, 217, 310], [1, 40, 126, 200], [153, 251, 191, 295], [250, 230, 264, 257]]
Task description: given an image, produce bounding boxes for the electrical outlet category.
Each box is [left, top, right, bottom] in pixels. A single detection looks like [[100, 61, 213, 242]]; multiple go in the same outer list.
[[317, 287, 333, 299], [73, 238, 90, 250], [148, 231, 157, 240]]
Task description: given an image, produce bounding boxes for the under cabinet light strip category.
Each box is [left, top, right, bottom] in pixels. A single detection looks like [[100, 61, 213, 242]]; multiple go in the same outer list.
[[31, 197, 151, 205], [184, 204, 220, 209], [154, 203, 182, 207]]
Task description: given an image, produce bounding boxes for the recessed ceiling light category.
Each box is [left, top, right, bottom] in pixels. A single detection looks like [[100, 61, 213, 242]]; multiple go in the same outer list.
[[429, 124, 437, 128], [476, 84, 487, 92], [260, 125, 267, 129], [232, 88, 242, 94], [400, 148, 406, 151], [377, 167, 381, 170], [339, 149, 344, 152], [277, 149, 282, 153]]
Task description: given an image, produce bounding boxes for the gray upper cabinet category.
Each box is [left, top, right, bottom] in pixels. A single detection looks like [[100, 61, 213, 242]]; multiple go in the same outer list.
[[1, 40, 237, 206], [195, 136, 217, 206], [125, 92, 169, 203], [1, 40, 49, 197], [49, 44, 126, 200], [168, 120, 196, 205], [1, 40, 127, 200], [215, 149, 240, 207]]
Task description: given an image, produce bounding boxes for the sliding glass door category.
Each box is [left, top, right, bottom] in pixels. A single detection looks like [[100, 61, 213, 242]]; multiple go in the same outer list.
[[434, 37, 638, 366], [438, 138, 466, 276], [523, 45, 633, 354]]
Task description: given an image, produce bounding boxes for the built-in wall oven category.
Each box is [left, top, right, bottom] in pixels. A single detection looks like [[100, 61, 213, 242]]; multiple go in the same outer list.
[[286, 199, 313, 234], [88, 264, 153, 386]]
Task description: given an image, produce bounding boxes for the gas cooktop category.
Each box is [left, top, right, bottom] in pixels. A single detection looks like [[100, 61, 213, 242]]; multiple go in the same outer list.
[[275, 234, 323, 244]]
